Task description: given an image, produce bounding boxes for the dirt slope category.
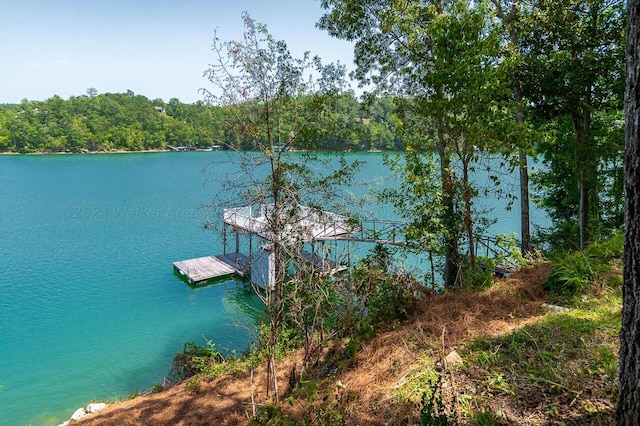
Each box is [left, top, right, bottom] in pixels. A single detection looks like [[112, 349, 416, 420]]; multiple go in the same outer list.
[[78, 263, 607, 425]]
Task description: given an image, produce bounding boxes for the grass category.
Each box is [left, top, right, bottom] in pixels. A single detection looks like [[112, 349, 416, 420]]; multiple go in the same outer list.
[[455, 251, 620, 423], [382, 234, 623, 425]]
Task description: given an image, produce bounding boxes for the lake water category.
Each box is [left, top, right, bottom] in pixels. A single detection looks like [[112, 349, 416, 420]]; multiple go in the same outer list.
[[0, 152, 546, 425]]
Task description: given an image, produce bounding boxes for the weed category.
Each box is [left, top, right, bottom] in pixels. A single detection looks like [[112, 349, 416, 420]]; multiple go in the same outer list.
[[485, 372, 515, 395], [252, 404, 295, 425], [544, 232, 623, 301], [342, 338, 358, 360], [170, 340, 224, 381], [591, 345, 618, 380], [420, 374, 458, 425], [545, 252, 595, 297], [291, 371, 319, 403], [474, 347, 498, 366], [394, 357, 440, 404], [150, 383, 165, 393], [464, 257, 495, 289], [469, 409, 504, 426], [126, 389, 140, 399], [185, 375, 203, 394]]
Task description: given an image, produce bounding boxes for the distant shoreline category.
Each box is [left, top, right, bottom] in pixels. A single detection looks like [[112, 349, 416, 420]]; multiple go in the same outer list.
[[0, 148, 175, 156], [0, 148, 390, 156]]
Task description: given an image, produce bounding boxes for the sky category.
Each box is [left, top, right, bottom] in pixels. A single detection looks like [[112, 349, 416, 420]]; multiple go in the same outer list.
[[0, 0, 355, 104]]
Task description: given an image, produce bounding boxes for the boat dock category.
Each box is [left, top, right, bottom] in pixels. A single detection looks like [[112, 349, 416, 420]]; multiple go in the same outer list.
[[172, 253, 249, 285]]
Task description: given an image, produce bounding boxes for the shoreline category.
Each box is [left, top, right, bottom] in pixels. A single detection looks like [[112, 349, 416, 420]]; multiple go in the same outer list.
[[0, 148, 172, 156], [0, 148, 392, 156]]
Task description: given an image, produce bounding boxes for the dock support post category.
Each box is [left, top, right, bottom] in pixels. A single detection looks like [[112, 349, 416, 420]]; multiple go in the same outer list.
[[223, 226, 227, 255], [235, 230, 240, 262]]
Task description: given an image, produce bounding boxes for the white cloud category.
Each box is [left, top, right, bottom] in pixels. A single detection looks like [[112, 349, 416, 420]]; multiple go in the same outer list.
[[52, 59, 69, 65]]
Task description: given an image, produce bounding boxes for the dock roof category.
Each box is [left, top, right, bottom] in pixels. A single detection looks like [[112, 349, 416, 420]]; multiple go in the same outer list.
[[223, 204, 353, 243]]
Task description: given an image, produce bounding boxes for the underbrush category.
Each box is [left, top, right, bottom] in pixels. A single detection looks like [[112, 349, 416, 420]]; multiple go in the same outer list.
[[544, 230, 623, 303], [451, 233, 622, 424], [169, 245, 418, 397], [164, 234, 622, 425]]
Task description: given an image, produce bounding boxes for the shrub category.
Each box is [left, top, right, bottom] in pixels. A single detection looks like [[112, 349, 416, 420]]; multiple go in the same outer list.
[[352, 245, 417, 329], [544, 231, 623, 300], [420, 375, 458, 426], [170, 340, 224, 381]]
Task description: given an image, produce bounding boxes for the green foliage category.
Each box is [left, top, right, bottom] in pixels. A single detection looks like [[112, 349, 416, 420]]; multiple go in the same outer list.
[[420, 375, 458, 426], [290, 371, 319, 403], [252, 322, 302, 363], [380, 152, 447, 255], [351, 245, 416, 330], [127, 389, 141, 399], [170, 339, 224, 381], [544, 231, 623, 299], [301, 92, 403, 151], [464, 299, 621, 399], [150, 383, 165, 393], [463, 257, 495, 290], [522, 0, 626, 250], [533, 112, 625, 250], [321, 0, 522, 288], [0, 93, 227, 152], [252, 404, 294, 425], [468, 409, 504, 426], [342, 338, 358, 360], [545, 252, 596, 297], [278, 243, 419, 370], [0, 91, 409, 153]]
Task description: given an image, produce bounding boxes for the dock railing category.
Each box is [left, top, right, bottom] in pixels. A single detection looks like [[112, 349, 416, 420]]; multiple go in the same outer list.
[[222, 204, 520, 271]]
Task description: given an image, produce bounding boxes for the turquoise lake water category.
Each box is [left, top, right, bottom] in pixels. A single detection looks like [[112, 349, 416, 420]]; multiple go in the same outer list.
[[0, 152, 546, 425]]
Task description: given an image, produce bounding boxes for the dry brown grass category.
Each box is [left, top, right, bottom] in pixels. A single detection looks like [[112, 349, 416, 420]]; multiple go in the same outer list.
[[79, 262, 600, 425]]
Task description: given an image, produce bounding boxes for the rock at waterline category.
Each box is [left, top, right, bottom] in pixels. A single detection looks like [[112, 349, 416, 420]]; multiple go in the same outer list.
[[59, 403, 108, 425], [70, 407, 87, 421], [87, 402, 107, 413]]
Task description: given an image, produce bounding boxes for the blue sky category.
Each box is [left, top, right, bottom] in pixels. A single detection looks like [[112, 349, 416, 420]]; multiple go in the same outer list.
[[0, 0, 355, 104]]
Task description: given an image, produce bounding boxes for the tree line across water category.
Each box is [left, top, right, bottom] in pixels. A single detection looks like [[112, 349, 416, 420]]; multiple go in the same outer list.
[[0, 91, 402, 153]]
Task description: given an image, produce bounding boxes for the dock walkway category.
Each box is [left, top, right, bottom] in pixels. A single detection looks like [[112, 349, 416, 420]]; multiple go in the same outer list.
[[173, 253, 249, 285]]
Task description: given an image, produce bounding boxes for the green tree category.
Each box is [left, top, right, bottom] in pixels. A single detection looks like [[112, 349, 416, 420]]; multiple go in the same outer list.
[[519, 0, 625, 249], [7, 100, 42, 152], [490, 0, 538, 255], [320, 0, 512, 287], [0, 106, 13, 151], [202, 12, 358, 400]]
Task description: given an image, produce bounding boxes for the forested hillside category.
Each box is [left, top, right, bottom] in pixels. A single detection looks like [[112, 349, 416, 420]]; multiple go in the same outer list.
[[0, 91, 401, 153]]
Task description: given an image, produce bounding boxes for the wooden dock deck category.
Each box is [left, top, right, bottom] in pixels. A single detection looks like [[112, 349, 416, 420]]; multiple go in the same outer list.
[[173, 253, 249, 285]]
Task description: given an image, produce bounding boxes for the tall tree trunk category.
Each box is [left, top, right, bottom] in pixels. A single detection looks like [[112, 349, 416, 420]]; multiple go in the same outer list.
[[617, 0, 640, 422], [579, 173, 590, 249], [265, 160, 283, 401], [462, 159, 475, 268], [492, 0, 533, 254], [440, 147, 459, 288], [509, 6, 533, 256], [519, 146, 532, 253], [572, 110, 593, 249]]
